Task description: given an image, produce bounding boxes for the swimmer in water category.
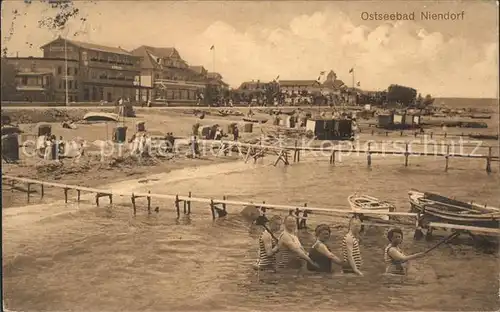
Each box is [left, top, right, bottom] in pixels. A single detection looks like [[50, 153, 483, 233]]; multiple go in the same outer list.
[[384, 228, 425, 276], [307, 224, 343, 273], [277, 215, 319, 270], [254, 215, 282, 271], [341, 217, 364, 276]]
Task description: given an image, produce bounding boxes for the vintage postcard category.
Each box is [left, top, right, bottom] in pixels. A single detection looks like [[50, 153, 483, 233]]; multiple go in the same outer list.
[[1, 1, 498, 311]]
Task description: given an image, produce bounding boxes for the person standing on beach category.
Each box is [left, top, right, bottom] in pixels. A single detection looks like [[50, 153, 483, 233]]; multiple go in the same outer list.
[[233, 126, 239, 141], [276, 215, 319, 271], [341, 217, 364, 276]]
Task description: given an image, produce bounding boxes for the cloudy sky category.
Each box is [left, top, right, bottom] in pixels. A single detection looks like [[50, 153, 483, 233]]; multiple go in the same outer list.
[[1, 1, 498, 98]]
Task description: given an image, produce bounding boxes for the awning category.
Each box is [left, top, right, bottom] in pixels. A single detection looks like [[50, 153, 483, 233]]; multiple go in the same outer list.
[[16, 86, 47, 91]]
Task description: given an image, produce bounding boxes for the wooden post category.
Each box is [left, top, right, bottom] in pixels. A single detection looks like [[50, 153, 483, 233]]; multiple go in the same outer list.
[[109, 194, 113, 205], [300, 203, 308, 229], [147, 191, 151, 214], [293, 140, 298, 163], [77, 190, 81, 202], [430, 132, 433, 139], [132, 193, 137, 216], [175, 195, 180, 218], [400, 131, 403, 136], [367, 142, 372, 167], [222, 195, 227, 213], [385, 131, 388, 137], [64, 188, 69, 203], [444, 132, 447, 139], [27, 183, 31, 203], [294, 208, 300, 229], [183, 196, 187, 214], [95, 193, 100, 206], [486, 147, 492, 174], [210, 199, 216, 220], [404, 143, 409, 167], [11, 180, 15, 192], [414, 131, 417, 138], [297, 146, 300, 162], [41, 184, 44, 198], [445, 144, 450, 172], [330, 149, 336, 164], [187, 192, 192, 214]]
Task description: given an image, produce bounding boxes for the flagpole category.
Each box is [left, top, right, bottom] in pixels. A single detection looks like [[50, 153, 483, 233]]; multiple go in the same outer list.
[[212, 46, 215, 73]]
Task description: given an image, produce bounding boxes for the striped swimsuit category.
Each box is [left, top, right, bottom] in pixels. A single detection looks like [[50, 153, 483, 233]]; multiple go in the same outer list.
[[276, 231, 303, 269], [256, 232, 277, 270], [341, 232, 363, 273], [384, 245, 407, 275]]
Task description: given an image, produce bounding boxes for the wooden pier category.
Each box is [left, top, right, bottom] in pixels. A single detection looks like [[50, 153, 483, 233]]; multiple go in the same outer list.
[[3, 174, 499, 237], [204, 139, 499, 173]]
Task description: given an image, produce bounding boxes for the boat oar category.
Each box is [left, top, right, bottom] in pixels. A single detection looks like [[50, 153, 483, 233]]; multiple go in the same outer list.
[[423, 232, 460, 254], [254, 215, 278, 242]]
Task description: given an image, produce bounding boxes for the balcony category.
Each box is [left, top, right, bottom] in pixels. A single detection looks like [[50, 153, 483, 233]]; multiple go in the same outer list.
[[154, 79, 206, 89], [87, 58, 140, 72]]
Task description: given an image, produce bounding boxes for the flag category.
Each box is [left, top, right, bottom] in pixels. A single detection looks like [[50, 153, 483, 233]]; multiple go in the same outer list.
[[349, 68, 354, 73], [357, 81, 360, 86], [210, 45, 215, 50], [275, 75, 280, 81]]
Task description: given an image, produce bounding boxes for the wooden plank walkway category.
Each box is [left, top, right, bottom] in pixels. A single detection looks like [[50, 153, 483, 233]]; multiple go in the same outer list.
[[3, 175, 499, 235], [200, 139, 498, 172], [1, 174, 417, 218]]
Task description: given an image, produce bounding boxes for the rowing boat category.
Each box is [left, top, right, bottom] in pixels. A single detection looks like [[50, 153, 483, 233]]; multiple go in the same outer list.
[[408, 190, 500, 229], [348, 194, 396, 221]]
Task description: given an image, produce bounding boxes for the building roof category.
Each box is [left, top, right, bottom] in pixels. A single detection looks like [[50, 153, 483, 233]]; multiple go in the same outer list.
[[4, 56, 78, 63], [322, 79, 345, 89], [40, 37, 133, 56], [279, 80, 320, 87], [238, 81, 267, 90], [189, 65, 207, 75], [131, 45, 184, 70], [207, 72, 222, 80]]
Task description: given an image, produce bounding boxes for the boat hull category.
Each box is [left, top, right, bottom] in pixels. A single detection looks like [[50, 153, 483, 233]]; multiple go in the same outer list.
[[348, 194, 395, 221], [408, 191, 500, 229]]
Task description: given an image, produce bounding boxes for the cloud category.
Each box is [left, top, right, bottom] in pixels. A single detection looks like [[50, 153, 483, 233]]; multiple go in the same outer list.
[[178, 11, 497, 97], [1, 2, 497, 98]]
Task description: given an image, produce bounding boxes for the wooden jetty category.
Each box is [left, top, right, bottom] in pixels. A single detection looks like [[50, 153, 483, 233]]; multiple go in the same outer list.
[[202, 139, 499, 173], [3, 174, 499, 237]]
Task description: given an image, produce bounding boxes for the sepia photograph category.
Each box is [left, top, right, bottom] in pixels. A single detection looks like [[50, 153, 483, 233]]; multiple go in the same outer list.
[[1, 1, 499, 311]]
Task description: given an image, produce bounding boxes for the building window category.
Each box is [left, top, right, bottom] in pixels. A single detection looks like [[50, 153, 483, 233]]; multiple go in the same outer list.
[[57, 66, 62, 74], [21, 77, 28, 85], [74, 96, 78, 102], [59, 80, 62, 89], [74, 68, 78, 75], [69, 80, 73, 89], [84, 88, 89, 101], [67, 67, 70, 75], [75, 81, 78, 89]]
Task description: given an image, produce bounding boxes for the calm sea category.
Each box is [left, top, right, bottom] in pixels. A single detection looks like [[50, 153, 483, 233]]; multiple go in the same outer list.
[[3, 154, 499, 311]]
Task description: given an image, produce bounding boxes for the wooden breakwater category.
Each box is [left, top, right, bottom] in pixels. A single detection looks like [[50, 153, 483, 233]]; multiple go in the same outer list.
[[3, 174, 500, 236], [1, 174, 416, 219], [204, 139, 499, 173], [363, 129, 500, 141]]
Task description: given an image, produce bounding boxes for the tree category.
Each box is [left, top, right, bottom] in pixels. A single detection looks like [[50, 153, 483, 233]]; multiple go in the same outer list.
[[1, 58, 18, 101], [3, 0, 91, 56]]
